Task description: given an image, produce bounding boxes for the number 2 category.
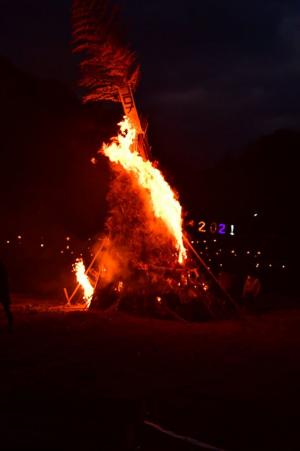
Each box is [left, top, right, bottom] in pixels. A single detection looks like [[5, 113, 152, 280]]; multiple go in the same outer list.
[[218, 224, 226, 234], [198, 221, 206, 233]]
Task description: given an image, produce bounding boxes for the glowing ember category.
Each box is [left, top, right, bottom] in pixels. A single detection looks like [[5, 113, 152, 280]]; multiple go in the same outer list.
[[73, 258, 94, 308], [101, 117, 187, 263]]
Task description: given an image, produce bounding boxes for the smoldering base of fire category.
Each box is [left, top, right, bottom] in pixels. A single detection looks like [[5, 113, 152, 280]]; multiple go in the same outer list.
[[144, 420, 226, 450]]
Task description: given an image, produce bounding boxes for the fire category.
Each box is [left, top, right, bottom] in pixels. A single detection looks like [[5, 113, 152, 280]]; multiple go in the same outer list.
[[102, 117, 187, 263], [73, 258, 94, 308]]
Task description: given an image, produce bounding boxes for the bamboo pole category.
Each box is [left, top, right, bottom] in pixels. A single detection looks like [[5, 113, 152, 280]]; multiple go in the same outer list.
[[63, 287, 70, 304], [184, 236, 240, 313]]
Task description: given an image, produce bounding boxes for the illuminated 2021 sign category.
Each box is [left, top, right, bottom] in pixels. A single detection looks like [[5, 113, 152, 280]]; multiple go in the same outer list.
[[198, 221, 236, 235]]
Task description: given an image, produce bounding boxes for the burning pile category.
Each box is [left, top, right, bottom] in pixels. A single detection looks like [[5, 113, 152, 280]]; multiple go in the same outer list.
[[69, 0, 237, 319], [71, 117, 234, 318], [74, 117, 193, 314], [102, 117, 186, 264]]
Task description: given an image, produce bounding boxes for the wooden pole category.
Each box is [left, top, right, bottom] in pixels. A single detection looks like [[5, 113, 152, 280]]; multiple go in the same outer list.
[[63, 287, 70, 304], [184, 236, 241, 313]]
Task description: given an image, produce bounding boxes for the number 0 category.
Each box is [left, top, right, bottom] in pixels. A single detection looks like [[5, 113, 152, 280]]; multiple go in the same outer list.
[[210, 222, 217, 233]]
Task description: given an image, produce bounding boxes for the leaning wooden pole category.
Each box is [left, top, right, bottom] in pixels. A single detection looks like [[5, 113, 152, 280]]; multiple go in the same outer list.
[[118, 84, 149, 159], [184, 236, 240, 313]]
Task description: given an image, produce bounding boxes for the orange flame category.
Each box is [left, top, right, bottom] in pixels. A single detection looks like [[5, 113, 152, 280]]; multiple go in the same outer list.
[[102, 116, 187, 263], [73, 258, 94, 308]]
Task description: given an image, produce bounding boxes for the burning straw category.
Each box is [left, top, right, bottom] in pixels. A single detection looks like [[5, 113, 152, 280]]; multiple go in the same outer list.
[[102, 116, 187, 265]]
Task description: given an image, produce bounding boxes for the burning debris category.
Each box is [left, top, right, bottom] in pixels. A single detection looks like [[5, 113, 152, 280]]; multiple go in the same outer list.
[[73, 259, 93, 309]]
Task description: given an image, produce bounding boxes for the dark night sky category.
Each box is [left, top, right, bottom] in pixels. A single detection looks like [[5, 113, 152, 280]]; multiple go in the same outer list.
[[1, 0, 300, 162], [0, 0, 298, 289]]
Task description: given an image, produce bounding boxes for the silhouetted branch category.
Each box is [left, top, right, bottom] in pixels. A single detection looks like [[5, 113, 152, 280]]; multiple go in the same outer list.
[[72, 0, 140, 102]]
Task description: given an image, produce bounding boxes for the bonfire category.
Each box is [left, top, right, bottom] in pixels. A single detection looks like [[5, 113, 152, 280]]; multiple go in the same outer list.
[[65, 0, 237, 319]]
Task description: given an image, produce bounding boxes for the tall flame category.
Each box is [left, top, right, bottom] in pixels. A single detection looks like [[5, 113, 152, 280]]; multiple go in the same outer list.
[[73, 258, 94, 308], [102, 117, 187, 263]]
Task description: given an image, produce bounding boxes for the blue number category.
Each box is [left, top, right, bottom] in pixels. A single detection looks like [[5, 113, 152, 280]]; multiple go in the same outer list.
[[218, 224, 226, 234]]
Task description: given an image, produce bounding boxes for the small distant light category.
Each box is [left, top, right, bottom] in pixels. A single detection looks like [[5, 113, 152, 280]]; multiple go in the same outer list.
[[17, 235, 22, 240], [203, 240, 206, 244], [66, 245, 70, 250], [40, 243, 44, 248], [269, 263, 272, 268], [191, 240, 194, 244], [66, 236, 70, 241], [213, 239, 217, 243], [156, 296, 162, 304], [257, 251, 261, 255], [202, 283, 209, 291], [256, 263, 260, 268], [60, 250, 64, 254], [246, 251, 250, 255], [219, 263, 223, 267], [91, 157, 97, 165], [253, 212, 258, 217], [282, 265, 286, 269], [231, 249, 235, 254], [6, 240, 10, 244]]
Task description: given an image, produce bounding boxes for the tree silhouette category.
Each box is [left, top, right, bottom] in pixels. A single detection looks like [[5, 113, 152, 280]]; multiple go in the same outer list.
[[72, 0, 140, 102]]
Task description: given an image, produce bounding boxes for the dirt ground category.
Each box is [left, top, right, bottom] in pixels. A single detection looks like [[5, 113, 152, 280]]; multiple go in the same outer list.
[[1, 297, 300, 450]]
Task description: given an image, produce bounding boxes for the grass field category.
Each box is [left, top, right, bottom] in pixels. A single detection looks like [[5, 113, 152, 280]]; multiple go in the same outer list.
[[1, 297, 300, 450]]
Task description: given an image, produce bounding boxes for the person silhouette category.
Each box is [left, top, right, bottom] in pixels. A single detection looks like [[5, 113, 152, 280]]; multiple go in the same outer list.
[[242, 273, 261, 306], [0, 260, 13, 332]]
